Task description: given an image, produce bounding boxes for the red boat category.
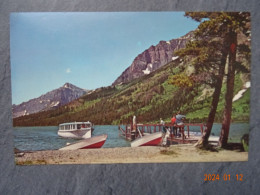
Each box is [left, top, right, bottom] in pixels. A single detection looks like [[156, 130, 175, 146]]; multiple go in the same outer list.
[[59, 134, 107, 150], [131, 132, 163, 147]]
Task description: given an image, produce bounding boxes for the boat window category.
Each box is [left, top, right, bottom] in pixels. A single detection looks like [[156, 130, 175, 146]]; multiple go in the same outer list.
[[86, 124, 90, 128], [77, 124, 81, 129]]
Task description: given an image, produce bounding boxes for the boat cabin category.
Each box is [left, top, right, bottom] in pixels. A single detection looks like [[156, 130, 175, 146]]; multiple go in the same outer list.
[[59, 122, 93, 131]]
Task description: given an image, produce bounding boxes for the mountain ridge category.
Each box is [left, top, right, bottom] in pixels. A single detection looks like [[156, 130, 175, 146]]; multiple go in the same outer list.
[[113, 32, 193, 85], [12, 82, 88, 118]]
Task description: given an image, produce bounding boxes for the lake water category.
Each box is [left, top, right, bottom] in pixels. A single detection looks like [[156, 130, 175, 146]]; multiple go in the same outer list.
[[13, 123, 249, 151]]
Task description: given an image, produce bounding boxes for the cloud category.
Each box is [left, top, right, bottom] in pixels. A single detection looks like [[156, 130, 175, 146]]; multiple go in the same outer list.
[[66, 68, 71, 73]]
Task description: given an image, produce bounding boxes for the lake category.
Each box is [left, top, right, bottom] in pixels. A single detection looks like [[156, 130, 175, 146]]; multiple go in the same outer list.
[[13, 123, 249, 151]]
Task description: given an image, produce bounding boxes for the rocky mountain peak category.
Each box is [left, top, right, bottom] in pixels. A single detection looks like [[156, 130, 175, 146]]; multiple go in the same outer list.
[[63, 83, 71, 88], [12, 83, 88, 118], [112, 31, 193, 85], [63, 82, 77, 89]]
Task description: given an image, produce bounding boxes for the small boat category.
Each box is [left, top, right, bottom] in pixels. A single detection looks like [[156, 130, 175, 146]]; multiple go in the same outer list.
[[131, 132, 163, 147], [59, 134, 108, 150], [58, 121, 94, 139]]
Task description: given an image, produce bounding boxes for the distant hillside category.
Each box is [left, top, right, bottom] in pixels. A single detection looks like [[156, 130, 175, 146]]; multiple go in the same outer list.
[[13, 58, 250, 126], [12, 83, 88, 118]]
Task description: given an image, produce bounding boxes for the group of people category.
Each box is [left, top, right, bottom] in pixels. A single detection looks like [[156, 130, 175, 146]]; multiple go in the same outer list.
[[131, 113, 186, 146], [171, 112, 186, 126], [160, 112, 186, 146]]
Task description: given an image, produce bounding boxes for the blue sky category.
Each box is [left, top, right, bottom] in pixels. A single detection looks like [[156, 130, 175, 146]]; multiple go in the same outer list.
[[10, 12, 199, 105]]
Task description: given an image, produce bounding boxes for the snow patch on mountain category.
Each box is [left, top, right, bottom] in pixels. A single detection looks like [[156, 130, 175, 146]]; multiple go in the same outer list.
[[172, 56, 179, 61], [143, 68, 151, 75], [245, 81, 250, 88], [22, 110, 29, 116], [142, 63, 153, 75], [233, 81, 250, 102], [50, 101, 60, 107]]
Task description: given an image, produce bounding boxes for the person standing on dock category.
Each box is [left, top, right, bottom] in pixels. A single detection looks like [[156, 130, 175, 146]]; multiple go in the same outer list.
[[176, 113, 185, 125], [160, 118, 166, 133], [160, 118, 169, 146], [171, 114, 177, 136], [176, 112, 186, 137]]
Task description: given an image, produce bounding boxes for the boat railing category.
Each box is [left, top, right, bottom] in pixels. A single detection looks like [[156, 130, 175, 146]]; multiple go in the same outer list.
[[118, 124, 133, 140], [118, 123, 206, 141]]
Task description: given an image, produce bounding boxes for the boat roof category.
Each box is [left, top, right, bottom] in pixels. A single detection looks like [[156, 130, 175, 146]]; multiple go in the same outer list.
[[59, 121, 92, 126]]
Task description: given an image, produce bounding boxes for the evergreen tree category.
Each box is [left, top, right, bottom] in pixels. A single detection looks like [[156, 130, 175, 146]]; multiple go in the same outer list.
[[175, 12, 250, 147], [217, 12, 250, 147]]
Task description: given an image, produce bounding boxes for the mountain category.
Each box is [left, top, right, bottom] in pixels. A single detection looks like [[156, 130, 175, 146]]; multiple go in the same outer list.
[[112, 32, 193, 85], [13, 30, 250, 126], [12, 83, 88, 118], [13, 59, 250, 126]]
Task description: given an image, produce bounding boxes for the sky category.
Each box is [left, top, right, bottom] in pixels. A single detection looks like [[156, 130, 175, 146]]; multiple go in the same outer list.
[[10, 12, 199, 105]]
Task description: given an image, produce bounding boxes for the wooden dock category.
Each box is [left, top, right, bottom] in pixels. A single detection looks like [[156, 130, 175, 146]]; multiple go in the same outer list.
[[118, 123, 207, 144]]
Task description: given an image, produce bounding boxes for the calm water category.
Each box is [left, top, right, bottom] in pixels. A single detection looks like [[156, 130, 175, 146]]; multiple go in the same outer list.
[[13, 123, 249, 151]]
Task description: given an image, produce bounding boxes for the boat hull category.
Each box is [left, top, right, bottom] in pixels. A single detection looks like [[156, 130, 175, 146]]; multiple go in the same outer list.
[[59, 134, 108, 150], [131, 132, 163, 147]]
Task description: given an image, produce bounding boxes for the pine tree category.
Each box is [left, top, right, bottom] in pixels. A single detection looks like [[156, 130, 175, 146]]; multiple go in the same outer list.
[[218, 12, 250, 147], [175, 12, 250, 147]]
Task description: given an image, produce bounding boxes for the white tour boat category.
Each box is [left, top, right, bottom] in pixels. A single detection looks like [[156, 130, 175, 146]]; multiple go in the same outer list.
[[58, 121, 94, 139]]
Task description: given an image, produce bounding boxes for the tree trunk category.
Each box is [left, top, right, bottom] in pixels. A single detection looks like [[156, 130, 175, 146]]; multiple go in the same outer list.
[[201, 60, 226, 146], [200, 36, 230, 147], [219, 31, 237, 147]]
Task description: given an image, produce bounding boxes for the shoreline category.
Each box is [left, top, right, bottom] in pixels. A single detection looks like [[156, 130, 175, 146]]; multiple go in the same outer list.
[[15, 144, 248, 165]]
